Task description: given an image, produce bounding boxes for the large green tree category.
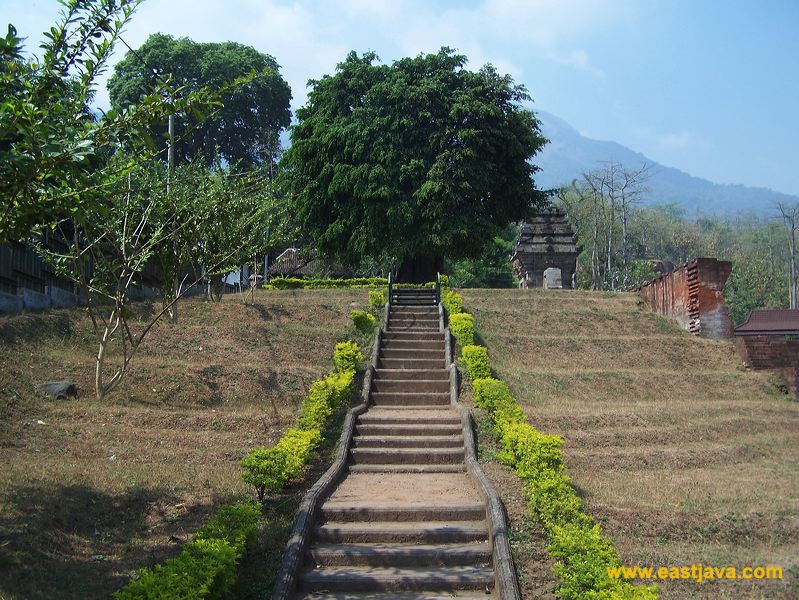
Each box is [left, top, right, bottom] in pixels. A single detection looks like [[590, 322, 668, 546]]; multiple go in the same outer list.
[[0, 0, 202, 242], [108, 33, 291, 168], [282, 48, 548, 282]]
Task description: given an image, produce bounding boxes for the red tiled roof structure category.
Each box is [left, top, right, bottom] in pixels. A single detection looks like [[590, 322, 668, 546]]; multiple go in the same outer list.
[[734, 309, 799, 336]]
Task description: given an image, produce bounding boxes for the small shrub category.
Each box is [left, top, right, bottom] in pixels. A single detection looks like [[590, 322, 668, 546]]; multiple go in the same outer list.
[[449, 312, 474, 346], [196, 503, 261, 551], [368, 289, 386, 310], [461, 344, 491, 379], [334, 341, 363, 373], [275, 428, 322, 479], [114, 502, 260, 600], [240, 446, 292, 502], [442, 289, 462, 315], [351, 310, 377, 334], [296, 392, 333, 430], [472, 377, 514, 412]]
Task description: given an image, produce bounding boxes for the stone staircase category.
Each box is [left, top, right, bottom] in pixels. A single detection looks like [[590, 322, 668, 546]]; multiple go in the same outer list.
[[280, 287, 511, 599]]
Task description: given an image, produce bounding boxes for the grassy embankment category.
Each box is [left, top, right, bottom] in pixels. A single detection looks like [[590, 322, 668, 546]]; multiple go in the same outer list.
[[0, 289, 368, 600], [461, 288, 799, 599]]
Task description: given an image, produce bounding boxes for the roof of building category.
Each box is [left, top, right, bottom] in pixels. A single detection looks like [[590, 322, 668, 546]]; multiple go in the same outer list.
[[512, 206, 580, 258], [734, 309, 799, 336]]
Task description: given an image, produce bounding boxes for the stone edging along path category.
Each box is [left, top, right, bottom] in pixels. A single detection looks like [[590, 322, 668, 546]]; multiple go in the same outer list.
[[272, 288, 520, 599]]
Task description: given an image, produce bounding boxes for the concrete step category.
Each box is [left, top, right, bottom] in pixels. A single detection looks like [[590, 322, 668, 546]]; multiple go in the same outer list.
[[370, 392, 450, 407], [386, 327, 440, 334], [354, 435, 463, 448], [357, 412, 460, 425], [319, 504, 485, 523], [381, 340, 444, 350], [372, 379, 450, 393], [390, 306, 440, 314], [379, 348, 445, 360], [386, 330, 440, 336], [393, 302, 437, 307], [356, 423, 462, 436], [389, 318, 439, 326], [314, 521, 489, 544], [295, 593, 491, 600], [374, 368, 449, 381], [349, 464, 466, 474], [306, 542, 491, 567], [298, 565, 493, 593], [350, 447, 464, 465], [382, 331, 442, 341], [378, 358, 446, 370]]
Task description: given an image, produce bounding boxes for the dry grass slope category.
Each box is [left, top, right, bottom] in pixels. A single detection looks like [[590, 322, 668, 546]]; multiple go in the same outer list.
[[0, 289, 368, 600], [463, 288, 799, 600]]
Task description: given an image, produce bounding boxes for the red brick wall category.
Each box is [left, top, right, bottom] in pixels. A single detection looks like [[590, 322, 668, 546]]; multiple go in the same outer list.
[[734, 335, 799, 369], [638, 258, 733, 339]]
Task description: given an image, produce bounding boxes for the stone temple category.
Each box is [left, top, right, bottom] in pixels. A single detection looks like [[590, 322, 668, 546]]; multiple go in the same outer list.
[[511, 207, 580, 289]]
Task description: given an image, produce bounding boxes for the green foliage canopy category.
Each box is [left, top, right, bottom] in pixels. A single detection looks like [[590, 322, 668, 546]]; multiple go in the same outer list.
[[281, 48, 548, 279], [108, 33, 292, 168], [0, 0, 207, 242]]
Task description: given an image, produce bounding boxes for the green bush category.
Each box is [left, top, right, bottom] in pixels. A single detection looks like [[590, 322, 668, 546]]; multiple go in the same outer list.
[[368, 289, 386, 310], [296, 370, 354, 430], [442, 289, 462, 314], [114, 503, 260, 600], [449, 312, 474, 346], [266, 277, 388, 290], [275, 428, 322, 479], [464, 312, 658, 599], [351, 309, 377, 334], [461, 344, 491, 379], [548, 523, 661, 600], [240, 446, 292, 502], [334, 341, 363, 373]]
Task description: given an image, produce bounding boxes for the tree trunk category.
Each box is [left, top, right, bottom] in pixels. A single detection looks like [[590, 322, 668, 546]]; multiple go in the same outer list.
[[397, 253, 444, 284]]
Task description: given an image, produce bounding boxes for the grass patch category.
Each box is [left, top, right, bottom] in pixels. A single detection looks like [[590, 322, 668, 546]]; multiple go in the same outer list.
[[462, 288, 799, 600], [0, 289, 369, 600]]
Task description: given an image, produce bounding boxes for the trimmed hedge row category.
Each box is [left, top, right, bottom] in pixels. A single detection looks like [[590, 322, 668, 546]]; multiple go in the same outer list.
[[351, 310, 377, 334], [264, 275, 449, 290], [114, 503, 261, 600], [451, 299, 658, 600], [240, 343, 359, 501], [368, 290, 386, 310], [117, 338, 363, 599], [266, 277, 387, 290], [461, 344, 491, 379]]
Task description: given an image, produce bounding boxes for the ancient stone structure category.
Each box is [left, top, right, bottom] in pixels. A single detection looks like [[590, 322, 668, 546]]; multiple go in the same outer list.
[[511, 207, 580, 289], [734, 309, 799, 398], [637, 257, 733, 339]]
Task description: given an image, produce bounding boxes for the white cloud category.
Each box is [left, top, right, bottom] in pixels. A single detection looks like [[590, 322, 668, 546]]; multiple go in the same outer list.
[[6, 0, 632, 110]]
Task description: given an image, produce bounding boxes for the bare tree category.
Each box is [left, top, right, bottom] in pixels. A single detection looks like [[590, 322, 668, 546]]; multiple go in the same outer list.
[[776, 202, 799, 309]]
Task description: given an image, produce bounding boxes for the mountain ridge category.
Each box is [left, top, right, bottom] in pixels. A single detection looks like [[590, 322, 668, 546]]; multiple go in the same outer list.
[[533, 110, 797, 216]]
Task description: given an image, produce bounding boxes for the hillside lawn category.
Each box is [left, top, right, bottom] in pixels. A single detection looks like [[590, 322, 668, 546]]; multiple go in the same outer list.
[[0, 289, 370, 600], [462, 288, 799, 599]]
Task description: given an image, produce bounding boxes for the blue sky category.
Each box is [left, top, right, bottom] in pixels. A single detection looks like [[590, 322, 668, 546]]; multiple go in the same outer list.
[[4, 0, 798, 196]]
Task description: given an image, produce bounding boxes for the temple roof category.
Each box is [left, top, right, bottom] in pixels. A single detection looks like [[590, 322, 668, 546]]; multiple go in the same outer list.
[[513, 206, 580, 257], [734, 309, 799, 336]]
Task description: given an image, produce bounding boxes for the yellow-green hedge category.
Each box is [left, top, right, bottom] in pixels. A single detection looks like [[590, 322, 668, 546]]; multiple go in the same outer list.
[[461, 344, 491, 379], [465, 336, 657, 599], [114, 503, 261, 600], [449, 312, 475, 347]]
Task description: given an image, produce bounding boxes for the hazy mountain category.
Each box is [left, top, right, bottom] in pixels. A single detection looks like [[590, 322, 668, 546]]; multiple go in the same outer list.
[[533, 110, 797, 216]]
